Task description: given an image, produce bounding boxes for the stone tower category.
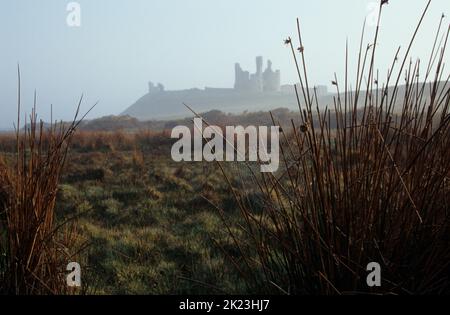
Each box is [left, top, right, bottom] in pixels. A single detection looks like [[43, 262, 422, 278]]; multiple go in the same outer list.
[[148, 81, 165, 94], [256, 56, 263, 75], [234, 56, 280, 92], [263, 60, 281, 92]]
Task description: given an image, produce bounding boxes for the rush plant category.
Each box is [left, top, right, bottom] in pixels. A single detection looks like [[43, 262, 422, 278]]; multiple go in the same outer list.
[[217, 0, 450, 295], [0, 73, 93, 294]]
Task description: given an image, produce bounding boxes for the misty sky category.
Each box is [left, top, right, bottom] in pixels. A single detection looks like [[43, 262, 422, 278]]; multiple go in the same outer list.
[[0, 0, 448, 128]]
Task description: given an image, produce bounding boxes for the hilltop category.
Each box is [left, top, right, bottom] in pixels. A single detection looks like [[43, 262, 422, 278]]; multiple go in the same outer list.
[[122, 56, 329, 120]]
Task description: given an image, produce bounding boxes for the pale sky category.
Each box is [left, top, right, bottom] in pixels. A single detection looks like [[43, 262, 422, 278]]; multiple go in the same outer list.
[[0, 0, 448, 128]]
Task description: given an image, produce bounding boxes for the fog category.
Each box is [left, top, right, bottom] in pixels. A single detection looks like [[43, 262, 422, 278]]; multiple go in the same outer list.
[[0, 0, 448, 129]]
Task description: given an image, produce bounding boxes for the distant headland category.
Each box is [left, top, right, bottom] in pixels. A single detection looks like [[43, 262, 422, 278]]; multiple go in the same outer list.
[[122, 56, 329, 120]]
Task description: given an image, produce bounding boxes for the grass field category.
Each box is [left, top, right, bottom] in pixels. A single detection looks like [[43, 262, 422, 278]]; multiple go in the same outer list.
[[0, 130, 260, 294], [1, 1, 449, 295]]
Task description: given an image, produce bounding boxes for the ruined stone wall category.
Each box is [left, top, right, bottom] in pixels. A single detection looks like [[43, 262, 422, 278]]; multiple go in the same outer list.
[[148, 81, 165, 94], [263, 60, 281, 92], [234, 56, 280, 92]]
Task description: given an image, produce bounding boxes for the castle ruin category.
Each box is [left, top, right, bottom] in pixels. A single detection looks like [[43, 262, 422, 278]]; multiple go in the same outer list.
[[129, 57, 330, 120], [148, 81, 165, 94], [148, 56, 284, 94], [234, 56, 280, 92]]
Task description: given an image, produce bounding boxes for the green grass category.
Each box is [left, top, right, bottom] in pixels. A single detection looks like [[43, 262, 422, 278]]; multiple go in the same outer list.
[[53, 144, 250, 294]]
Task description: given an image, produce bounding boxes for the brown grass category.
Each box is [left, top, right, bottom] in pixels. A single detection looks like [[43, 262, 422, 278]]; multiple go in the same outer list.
[[0, 85, 92, 294], [214, 0, 450, 295]]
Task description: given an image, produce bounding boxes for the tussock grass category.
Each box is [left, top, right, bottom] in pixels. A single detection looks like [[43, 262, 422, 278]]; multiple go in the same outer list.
[[0, 78, 92, 294], [217, 0, 450, 294]]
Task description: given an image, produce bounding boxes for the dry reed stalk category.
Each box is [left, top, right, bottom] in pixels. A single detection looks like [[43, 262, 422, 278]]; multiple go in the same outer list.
[[0, 75, 94, 294], [215, 0, 450, 294]]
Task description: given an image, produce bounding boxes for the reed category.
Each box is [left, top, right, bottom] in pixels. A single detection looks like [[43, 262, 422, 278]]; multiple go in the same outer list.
[[0, 77, 93, 294], [217, 0, 450, 294]]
